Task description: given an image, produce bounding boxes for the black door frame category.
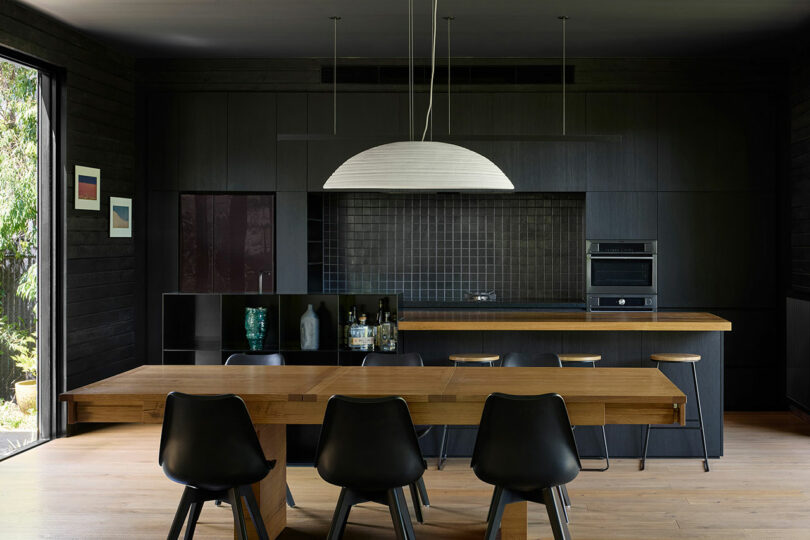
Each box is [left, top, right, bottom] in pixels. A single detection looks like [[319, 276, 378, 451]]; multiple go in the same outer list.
[[0, 45, 66, 454]]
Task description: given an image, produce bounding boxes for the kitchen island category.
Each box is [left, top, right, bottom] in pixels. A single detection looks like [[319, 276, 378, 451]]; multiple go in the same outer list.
[[398, 310, 731, 460]]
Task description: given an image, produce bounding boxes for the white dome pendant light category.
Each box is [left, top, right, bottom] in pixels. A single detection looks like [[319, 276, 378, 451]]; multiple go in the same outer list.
[[323, 0, 513, 192]]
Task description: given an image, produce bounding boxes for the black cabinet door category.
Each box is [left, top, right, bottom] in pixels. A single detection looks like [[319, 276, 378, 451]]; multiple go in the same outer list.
[[176, 93, 228, 191], [587, 93, 657, 191], [277, 93, 308, 192], [213, 194, 275, 293], [227, 93, 277, 191], [179, 194, 214, 293], [180, 194, 275, 293], [146, 93, 179, 191]]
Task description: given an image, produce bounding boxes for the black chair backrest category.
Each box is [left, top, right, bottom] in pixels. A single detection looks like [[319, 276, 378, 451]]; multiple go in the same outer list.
[[501, 352, 561, 368], [159, 392, 269, 490], [472, 393, 580, 492], [362, 352, 424, 366], [225, 353, 285, 366], [315, 395, 426, 491]]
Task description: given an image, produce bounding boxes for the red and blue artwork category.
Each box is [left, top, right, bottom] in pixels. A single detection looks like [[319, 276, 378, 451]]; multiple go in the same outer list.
[[77, 174, 98, 200]]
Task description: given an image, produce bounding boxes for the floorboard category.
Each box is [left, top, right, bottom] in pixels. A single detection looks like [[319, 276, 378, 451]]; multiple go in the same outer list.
[[1, 412, 809, 539]]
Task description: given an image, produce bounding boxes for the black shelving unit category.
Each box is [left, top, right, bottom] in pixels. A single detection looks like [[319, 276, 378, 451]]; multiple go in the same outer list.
[[162, 293, 399, 365]]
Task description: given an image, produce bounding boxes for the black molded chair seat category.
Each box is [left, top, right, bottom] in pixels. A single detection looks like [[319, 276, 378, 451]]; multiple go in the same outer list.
[[472, 393, 581, 540], [224, 352, 296, 508], [159, 392, 276, 540], [361, 352, 432, 521], [316, 395, 427, 539], [225, 352, 285, 366]]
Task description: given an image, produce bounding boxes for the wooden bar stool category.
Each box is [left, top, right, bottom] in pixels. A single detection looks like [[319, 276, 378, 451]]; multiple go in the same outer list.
[[641, 353, 710, 472], [556, 353, 610, 472], [437, 353, 500, 470]]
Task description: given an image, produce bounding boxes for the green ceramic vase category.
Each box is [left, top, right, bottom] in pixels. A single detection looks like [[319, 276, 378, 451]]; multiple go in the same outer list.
[[245, 307, 267, 351]]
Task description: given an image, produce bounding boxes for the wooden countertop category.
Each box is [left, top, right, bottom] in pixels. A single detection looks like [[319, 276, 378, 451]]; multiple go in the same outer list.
[[397, 310, 732, 331]]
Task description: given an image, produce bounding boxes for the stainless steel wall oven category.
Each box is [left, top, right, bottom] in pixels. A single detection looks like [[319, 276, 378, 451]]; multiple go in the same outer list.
[[586, 240, 657, 311]]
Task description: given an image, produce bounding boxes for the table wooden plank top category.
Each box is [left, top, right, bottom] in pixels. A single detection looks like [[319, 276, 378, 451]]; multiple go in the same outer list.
[[397, 310, 732, 331], [61, 365, 685, 406]]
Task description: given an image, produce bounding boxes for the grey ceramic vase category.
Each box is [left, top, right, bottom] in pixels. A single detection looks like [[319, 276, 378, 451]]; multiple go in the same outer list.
[[300, 304, 319, 351], [245, 307, 267, 351]]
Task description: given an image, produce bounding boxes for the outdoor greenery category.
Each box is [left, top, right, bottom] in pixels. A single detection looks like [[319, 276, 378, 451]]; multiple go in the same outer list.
[[0, 399, 36, 430], [0, 59, 38, 394]]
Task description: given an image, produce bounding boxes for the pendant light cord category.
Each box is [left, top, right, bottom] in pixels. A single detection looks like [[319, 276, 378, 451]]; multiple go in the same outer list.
[[445, 16, 453, 135], [408, 0, 414, 140], [421, 0, 438, 142], [331, 16, 341, 135], [559, 15, 568, 136]]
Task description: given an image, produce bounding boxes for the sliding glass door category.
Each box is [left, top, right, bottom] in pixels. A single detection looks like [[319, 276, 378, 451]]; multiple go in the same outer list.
[[0, 57, 40, 457]]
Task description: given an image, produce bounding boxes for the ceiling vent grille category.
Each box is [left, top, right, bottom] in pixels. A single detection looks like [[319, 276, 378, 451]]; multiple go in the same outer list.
[[321, 64, 574, 85]]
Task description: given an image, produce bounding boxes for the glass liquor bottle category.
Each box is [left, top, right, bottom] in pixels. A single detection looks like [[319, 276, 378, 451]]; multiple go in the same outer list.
[[379, 312, 396, 352], [349, 314, 374, 352], [374, 299, 385, 349], [343, 310, 355, 349]]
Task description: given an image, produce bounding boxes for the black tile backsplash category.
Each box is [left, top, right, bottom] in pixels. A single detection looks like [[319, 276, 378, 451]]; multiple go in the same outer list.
[[323, 193, 585, 303]]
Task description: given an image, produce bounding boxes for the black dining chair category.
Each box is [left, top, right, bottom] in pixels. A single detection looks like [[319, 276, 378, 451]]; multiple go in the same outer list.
[[361, 352, 431, 522], [315, 395, 427, 540], [159, 392, 276, 540], [472, 393, 581, 540], [501, 351, 561, 368], [225, 352, 285, 366], [223, 352, 296, 509]]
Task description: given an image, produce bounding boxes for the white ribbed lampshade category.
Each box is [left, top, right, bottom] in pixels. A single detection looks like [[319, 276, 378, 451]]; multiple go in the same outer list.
[[322, 141, 514, 191]]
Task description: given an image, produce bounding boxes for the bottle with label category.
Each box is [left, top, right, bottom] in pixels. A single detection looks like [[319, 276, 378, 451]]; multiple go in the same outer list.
[[343, 310, 355, 349], [349, 314, 375, 352], [379, 312, 397, 352]]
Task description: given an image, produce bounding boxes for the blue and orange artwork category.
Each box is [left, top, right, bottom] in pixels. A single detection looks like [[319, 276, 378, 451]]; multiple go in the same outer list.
[[112, 204, 130, 229], [77, 174, 98, 200]]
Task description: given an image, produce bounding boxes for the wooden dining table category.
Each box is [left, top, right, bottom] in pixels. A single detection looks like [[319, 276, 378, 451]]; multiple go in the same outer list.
[[60, 365, 686, 540]]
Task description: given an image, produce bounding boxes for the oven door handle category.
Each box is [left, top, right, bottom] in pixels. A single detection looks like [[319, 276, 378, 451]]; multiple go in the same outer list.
[[588, 255, 655, 259]]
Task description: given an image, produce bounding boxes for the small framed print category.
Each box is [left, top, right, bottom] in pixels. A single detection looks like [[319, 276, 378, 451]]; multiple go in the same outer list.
[[74, 165, 100, 210], [109, 197, 132, 238]]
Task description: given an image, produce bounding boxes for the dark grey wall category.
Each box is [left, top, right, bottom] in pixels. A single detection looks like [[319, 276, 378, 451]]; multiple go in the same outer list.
[[140, 58, 785, 409], [786, 34, 810, 411], [0, 1, 138, 390]]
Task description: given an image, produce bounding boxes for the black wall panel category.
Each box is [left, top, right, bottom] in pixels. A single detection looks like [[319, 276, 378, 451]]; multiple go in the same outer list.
[[0, 2, 139, 390], [227, 92, 276, 191]]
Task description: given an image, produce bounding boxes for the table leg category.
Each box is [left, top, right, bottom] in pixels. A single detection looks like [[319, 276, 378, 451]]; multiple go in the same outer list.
[[500, 500, 528, 539], [240, 424, 287, 540]]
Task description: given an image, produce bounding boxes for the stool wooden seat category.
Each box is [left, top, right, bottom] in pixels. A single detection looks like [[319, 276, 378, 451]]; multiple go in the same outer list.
[[650, 353, 701, 363], [449, 353, 500, 363], [642, 353, 709, 472], [558, 353, 602, 363], [439, 353, 500, 470]]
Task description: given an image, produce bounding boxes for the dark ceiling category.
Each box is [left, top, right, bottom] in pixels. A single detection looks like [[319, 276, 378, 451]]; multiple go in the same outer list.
[[18, 0, 810, 58]]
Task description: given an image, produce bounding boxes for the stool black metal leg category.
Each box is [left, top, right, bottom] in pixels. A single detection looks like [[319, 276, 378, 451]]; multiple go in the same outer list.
[[437, 424, 449, 470], [692, 362, 710, 472], [286, 484, 296, 508], [416, 476, 430, 507], [640, 361, 658, 471]]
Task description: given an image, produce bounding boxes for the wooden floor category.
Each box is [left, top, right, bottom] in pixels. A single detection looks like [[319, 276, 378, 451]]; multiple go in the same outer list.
[[2, 412, 810, 539]]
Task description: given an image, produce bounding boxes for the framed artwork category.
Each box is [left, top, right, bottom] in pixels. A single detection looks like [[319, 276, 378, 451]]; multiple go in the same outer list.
[[74, 166, 100, 210], [109, 197, 132, 238]]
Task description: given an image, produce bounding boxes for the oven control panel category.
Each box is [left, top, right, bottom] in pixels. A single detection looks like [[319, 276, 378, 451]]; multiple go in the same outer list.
[[587, 294, 657, 312]]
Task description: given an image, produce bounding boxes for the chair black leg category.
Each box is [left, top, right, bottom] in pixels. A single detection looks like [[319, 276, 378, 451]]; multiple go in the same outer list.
[[183, 501, 203, 540], [416, 476, 430, 507], [385, 488, 411, 540], [641, 423, 651, 470], [484, 486, 507, 540], [326, 487, 353, 540], [543, 487, 572, 540], [408, 482, 424, 524], [229, 487, 248, 540], [240, 486, 269, 540], [286, 483, 296, 508], [691, 362, 711, 472], [167, 486, 194, 540], [395, 487, 416, 540], [437, 425, 449, 470], [555, 486, 569, 524]]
